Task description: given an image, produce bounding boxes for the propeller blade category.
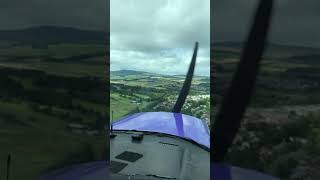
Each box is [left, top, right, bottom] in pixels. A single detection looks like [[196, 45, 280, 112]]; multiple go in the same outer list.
[[212, 0, 274, 162], [172, 42, 199, 113], [7, 154, 11, 180]]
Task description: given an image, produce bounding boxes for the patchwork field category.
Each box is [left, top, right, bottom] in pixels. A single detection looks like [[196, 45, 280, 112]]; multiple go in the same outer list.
[[110, 70, 210, 124]]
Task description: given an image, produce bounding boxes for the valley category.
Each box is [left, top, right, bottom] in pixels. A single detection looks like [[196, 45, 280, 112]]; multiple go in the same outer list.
[[0, 26, 107, 180], [110, 70, 210, 125]]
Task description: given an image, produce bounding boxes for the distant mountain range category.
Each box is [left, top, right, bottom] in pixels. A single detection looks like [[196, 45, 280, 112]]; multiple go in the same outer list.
[[0, 26, 106, 44], [111, 70, 155, 76], [111, 70, 209, 78], [110, 70, 177, 78]]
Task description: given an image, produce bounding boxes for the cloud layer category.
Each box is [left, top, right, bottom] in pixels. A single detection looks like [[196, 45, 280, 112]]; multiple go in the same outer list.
[[110, 0, 210, 76], [0, 0, 108, 31], [212, 0, 320, 48]]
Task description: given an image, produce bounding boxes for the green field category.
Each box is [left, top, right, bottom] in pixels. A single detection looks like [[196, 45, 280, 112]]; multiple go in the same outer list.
[[110, 70, 210, 123], [0, 32, 107, 180], [0, 99, 106, 179], [111, 93, 139, 120], [0, 42, 106, 77], [0, 61, 104, 77]]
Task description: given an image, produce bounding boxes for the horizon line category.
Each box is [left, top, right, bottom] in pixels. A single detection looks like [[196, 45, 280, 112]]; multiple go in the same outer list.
[[110, 69, 210, 77]]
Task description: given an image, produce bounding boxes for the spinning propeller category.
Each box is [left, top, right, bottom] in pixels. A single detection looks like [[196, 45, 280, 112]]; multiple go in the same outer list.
[[212, 0, 274, 162]]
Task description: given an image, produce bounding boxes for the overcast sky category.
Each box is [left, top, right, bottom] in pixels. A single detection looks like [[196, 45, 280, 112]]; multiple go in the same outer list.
[[212, 0, 320, 48], [0, 0, 107, 31], [110, 0, 210, 76], [1, 0, 318, 66]]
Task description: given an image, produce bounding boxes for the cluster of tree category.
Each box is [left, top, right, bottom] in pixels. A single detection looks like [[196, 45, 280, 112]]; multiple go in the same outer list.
[[226, 112, 320, 179], [0, 68, 107, 130], [111, 83, 166, 96], [32, 75, 104, 92], [182, 99, 209, 120], [0, 68, 106, 105], [0, 111, 33, 127], [0, 75, 25, 97], [0, 67, 45, 78], [28, 102, 103, 123], [250, 86, 320, 108]]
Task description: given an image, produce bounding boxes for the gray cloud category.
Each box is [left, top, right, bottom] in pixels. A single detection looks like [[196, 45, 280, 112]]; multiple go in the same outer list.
[[212, 0, 320, 48], [111, 0, 210, 76], [0, 0, 108, 31]]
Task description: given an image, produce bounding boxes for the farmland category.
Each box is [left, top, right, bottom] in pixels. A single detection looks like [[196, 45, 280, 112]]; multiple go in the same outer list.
[[213, 42, 320, 179], [110, 70, 210, 124], [0, 26, 107, 179]]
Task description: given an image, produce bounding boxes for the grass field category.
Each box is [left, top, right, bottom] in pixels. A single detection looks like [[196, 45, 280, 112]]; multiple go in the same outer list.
[[0, 42, 106, 78], [0, 100, 106, 180], [0, 43, 105, 59], [110, 93, 154, 121], [0, 61, 105, 77], [0, 39, 107, 179]]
